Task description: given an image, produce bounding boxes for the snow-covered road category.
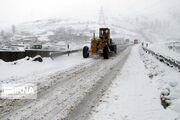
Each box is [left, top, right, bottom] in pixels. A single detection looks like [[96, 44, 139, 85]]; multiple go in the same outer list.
[[89, 45, 179, 120], [0, 45, 132, 120]]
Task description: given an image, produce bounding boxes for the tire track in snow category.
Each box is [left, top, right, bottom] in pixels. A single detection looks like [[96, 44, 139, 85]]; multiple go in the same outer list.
[[0, 45, 132, 120]]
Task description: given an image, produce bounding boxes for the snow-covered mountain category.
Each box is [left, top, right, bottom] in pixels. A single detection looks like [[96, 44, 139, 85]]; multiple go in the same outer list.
[[2, 7, 180, 49], [8, 17, 142, 49]]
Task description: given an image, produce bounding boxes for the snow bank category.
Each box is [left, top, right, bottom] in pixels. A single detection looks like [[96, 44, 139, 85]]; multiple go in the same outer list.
[[0, 52, 91, 84], [140, 46, 180, 119], [90, 45, 179, 120], [0, 59, 6, 65], [148, 43, 180, 62]]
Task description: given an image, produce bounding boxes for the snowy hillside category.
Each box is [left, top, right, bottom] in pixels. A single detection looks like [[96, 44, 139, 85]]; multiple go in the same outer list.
[[8, 17, 143, 50]]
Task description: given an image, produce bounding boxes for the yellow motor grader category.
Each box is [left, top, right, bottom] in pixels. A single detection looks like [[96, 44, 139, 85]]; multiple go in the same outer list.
[[83, 28, 117, 59]]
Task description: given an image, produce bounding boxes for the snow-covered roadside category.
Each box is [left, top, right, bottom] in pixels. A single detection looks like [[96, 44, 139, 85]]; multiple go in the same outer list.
[[140, 46, 180, 119], [89, 45, 179, 120], [0, 52, 92, 84], [148, 43, 180, 62]]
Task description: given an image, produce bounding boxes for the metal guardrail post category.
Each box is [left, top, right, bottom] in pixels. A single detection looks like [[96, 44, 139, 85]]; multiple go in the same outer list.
[[50, 49, 82, 59], [142, 46, 180, 72]]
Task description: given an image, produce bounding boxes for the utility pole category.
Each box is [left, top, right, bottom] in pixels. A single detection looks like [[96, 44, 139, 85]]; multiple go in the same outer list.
[[98, 6, 106, 26]]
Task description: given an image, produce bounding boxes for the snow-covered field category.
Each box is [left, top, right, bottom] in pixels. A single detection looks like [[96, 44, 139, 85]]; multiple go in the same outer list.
[[89, 45, 180, 120], [0, 52, 91, 84]]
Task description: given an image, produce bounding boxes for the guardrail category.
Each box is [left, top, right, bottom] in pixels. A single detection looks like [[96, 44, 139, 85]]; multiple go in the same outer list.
[[50, 49, 82, 58], [142, 47, 180, 71], [0, 43, 131, 62], [51, 43, 132, 59], [0, 49, 82, 62]]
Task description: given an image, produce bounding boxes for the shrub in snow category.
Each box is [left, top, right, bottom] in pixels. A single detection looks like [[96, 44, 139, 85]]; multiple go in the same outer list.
[[161, 88, 171, 109]]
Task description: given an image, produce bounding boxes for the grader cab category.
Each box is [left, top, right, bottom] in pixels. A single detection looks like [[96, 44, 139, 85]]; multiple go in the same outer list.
[[83, 28, 117, 59]]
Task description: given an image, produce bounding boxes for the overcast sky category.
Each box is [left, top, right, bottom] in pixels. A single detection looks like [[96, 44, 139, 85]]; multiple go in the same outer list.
[[0, 0, 179, 29]]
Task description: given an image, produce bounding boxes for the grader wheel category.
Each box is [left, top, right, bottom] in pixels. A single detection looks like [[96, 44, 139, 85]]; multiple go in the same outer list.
[[113, 45, 117, 54], [83, 46, 89, 58], [103, 45, 109, 59]]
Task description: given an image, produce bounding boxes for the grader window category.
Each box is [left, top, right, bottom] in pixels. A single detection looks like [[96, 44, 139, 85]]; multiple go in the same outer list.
[[100, 30, 104, 38], [103, 30, 107, 36], [104, 30, 108, 40], [100, 30, 107, 38]]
